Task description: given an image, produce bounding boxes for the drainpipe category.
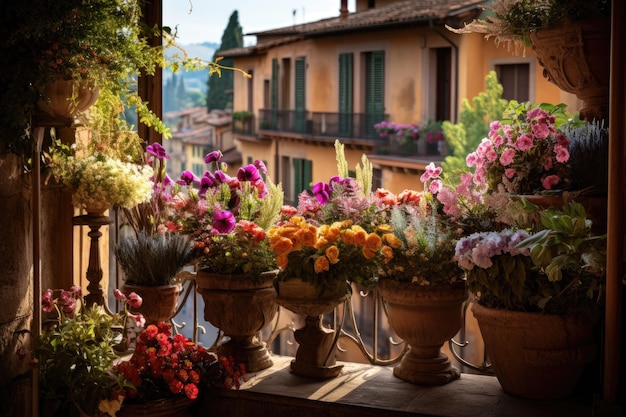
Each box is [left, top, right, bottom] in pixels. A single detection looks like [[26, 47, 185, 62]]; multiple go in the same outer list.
[[428, 20, 459, 123]]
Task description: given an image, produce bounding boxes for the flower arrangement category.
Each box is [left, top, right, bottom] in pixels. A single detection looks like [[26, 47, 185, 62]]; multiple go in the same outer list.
[[374, 121, 419, 142], [113, 321, 245, 403], [455, 202, 606, 315], [268, 141, 389, 292], [47, 137, 153, 211], [420, 119, 445, 144], [377, 189, 465, 286], [466, 101, 573, 196], [163, 150, 284, 277], [32, 286, 143, 417]]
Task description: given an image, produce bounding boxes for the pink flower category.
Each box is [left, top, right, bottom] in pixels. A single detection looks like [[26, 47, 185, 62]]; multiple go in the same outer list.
[[429, 179, 442, 194], [420, 162, 442, 182], [515, 133, 534, 151], [127, 292, 143, 309], [541, 175, 561, 190], [505, 168, 516, 179], [499, 148, 516, 166], [465, 152, 478, 167], [554, 145, 570, 163], [113, 288, 126, 301]]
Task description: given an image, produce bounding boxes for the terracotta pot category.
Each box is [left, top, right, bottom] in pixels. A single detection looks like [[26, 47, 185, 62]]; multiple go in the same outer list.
[[379, 280, 468, 385], [529, 17, 610, 122], [117, 396, 197, 417], [121, 283, 183, 324], [195, 269, 278, 372], [36, 79, 100, 125], [471, 302, 597, 399], [275, 278, 350, 378]]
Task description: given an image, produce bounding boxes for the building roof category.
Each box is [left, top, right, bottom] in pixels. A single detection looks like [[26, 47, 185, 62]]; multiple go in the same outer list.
[[221, 0, 485, 57]]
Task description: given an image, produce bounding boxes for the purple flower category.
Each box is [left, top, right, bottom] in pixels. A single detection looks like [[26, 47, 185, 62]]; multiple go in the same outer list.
[[237, 164, 261, 182], [205, 151, 222, 164], [254, 160, 267, 175], [312, 181, 332, 205], [147, 142, 169, 159], [177, 170, 200, 186], [212, 210, 236, 233], [213, 170, 231, 184], [199, 171, 216, 195]]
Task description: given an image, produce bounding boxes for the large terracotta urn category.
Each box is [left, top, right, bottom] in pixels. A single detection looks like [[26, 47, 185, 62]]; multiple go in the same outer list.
[[36, 79, 100, 126], [529, 17, 610, 122], [121, 283, 183, 325], [379, 280, 468, 385], [275, 278, 350, 378], [472, 302, 598, 399], [195, 270, 278, 372]]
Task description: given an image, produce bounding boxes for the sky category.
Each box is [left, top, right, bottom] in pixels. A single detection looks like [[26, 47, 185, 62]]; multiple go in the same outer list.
[[163, 0, 356, 46]]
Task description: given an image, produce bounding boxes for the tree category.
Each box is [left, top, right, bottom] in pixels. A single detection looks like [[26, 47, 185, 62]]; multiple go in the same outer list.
[[207, 11, 243, 111], [441, 71, 508, 176]]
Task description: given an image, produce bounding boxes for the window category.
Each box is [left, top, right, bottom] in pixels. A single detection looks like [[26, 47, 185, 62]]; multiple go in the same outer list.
[[281, 155, 293, 204], [293, 158, 312, 198], [338, 53, 353, 136], [364, 50, 384, 137], [495, 63, 530, 102]]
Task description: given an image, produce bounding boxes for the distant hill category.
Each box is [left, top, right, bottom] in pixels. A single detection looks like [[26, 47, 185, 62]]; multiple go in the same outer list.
[[164, 42, 219, 95]]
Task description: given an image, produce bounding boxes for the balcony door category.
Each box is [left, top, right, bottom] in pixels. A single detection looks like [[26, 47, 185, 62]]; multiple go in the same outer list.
[[364, 50, 384, 138]]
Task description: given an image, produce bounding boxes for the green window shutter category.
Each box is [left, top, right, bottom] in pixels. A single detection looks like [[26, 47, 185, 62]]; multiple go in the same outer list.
[[293, 158, 303, 196], [270, 58, 279, 128], [303, 159, 312, 192], [365, 50, 384, 137], [295, 58, 306, 133], [338, 53, 353, 136]]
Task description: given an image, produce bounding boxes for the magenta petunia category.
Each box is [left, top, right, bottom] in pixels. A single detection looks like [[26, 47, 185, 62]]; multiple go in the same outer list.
[[177, 170, 200, 186], [212, 210, 236, 233], [205, 151, 222, 164], [147, 142, 169, 159], [312, 181, 331, 205], [237, 164, 261, 182]]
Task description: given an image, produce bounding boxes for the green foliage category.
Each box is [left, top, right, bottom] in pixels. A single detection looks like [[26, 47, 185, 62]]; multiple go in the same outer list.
[[115, 232, 194, 286], [207, 11, 244, 111], [37, 297, 127, 417], [441, 71, 508, 177]]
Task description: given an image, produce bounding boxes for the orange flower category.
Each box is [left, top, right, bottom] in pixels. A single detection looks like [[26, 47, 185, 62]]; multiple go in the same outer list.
[[269, 236, 293, 256], [325, 245, 340, 264], [350, 225, 368, 245], [365, 232, 382, 252], [381, 245, 394, 262], [314, 256, 330, 273], [276, 254, 289, 270], [383, 233, 403, 249]]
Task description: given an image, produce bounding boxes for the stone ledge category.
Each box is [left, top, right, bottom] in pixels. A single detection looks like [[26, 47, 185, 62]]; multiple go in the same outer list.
[[201, 355, 594, 417]]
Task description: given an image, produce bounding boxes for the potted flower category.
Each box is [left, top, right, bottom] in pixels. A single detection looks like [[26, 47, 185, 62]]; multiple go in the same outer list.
[[266, 141, 388, 378], [161, 149, 283, 372], [30, 286, 143, 417], [454, 201, 606, 399], [447, 0, 611, 121], [113, 321, 245, 417], [46, 143, 153, 215], [376, 189, 467, 385], [114, 142, 195, 324]]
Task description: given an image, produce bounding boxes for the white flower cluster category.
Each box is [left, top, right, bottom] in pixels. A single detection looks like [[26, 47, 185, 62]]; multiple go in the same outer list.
[[64, 153, 153, 210], [454, 228, 530, 270]]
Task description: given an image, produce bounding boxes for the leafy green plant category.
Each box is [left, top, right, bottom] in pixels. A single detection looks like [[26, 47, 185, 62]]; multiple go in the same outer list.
[[34, 287, 140, 417]]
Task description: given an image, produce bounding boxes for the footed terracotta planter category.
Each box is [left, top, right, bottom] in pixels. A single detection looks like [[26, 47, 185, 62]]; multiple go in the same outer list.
[[530, 17, 610, 122], [276, 279, 350, 378], [472, 302, 597, 399], [121, 283, 183, 324], [36, 79, 100, 125], [196, 270, 278, 372], [379, 280, 468, 385]]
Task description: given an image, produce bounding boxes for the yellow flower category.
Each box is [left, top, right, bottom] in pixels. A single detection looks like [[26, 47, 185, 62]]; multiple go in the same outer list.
[[381, 245, 394, 262], [365, 232, 382, 252], [270, 236, 293, 256], [383, 233, 403, 249], [350, 225, 368, 245], [296, 224, 318, 247], [325, 245, 340, 264], [314, 255, 330, 273]]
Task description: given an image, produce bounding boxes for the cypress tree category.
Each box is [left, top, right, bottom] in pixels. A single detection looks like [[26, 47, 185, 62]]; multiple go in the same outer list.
[[207, 11, 243, 111]]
